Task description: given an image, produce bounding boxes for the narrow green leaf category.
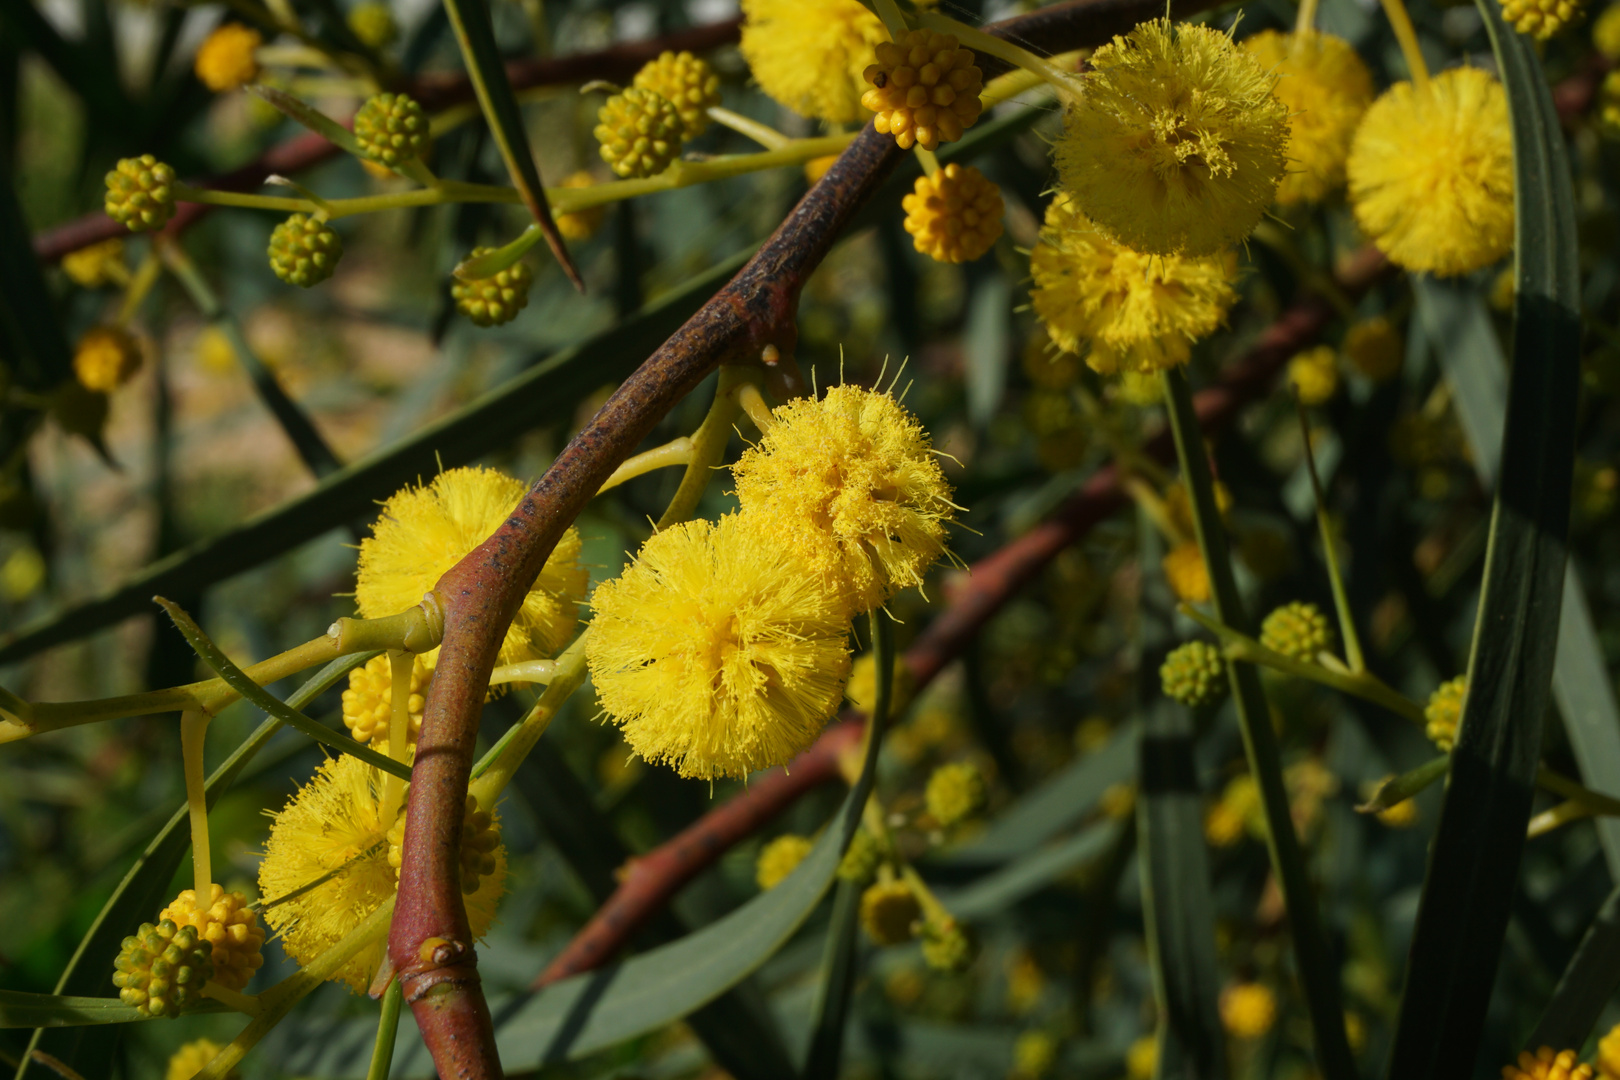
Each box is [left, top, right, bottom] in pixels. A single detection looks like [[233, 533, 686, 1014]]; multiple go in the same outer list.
[[437, 0, 579, 287], [943, 822, 1119, 919], [1527, 884, 1620, 1050], [156, 598, 410, 781], [1385, 1, 1583, 1073], [0, 992, 227, 1029], [800, 881, 862, 1080], [248, 84, 366, 158], [1356, 755, 1449, 815], [452, 224, 543, 281], [1161, 366, 1356, 1080], [366, 979, 403, 1080]]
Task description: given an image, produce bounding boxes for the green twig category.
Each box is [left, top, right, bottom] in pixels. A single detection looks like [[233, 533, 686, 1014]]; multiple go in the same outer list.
[[1295, 401, 1366, 673]]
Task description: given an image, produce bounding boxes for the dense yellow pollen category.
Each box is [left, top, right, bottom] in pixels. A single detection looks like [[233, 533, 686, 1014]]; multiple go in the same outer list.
[[1241, 30, 1374, 205], [739, 0, 888, 123]]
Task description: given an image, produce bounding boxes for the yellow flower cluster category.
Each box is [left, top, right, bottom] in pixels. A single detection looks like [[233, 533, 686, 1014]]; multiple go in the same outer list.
[[860, 29, 984, 151], [166, 1039, 233, 1080], [901, 163, 1003, 264], [925, 761, 986, 827], [61, 238, 126, 288], [341, 652, 432, 747], [1289, 345, 1340, 406], [739, 0, 887, 123], [386, 795, 502, 894], [73, 325, 142, 393], [1501, 0, 1585, 39], [860, 879, 920, 944], [756, 833, 814, 889], [1241, 31, 1373, 205], [1260, 601, 1334, 663], [632, 50, 722, 138], [1503, 1047, 1595, 1080], [194, 24, 261, 92], [158, 884, 265, 991], [1219, 981, 1277, 1039], [1426, 675, 1468, 751]]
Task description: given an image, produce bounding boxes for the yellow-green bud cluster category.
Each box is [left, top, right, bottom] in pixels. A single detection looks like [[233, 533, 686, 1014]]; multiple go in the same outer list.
[[861, 29, 985, 151], [921, 917, 974, 972], [1259, 601, 1334, 663], [105, 155, 177, 233], [354, 92, 429, 166], [1501, 0, 1583, 39], [837, 828, 883, 884], [450, 249, 533, 327], [268, 214, 343, 287], [925, 761, 986, 828], [859, 880, 920, 945], [112, 919, 214, 1018], [1160, 640, 1227, 707], [595, 88, 683, 178], [347, 1, 398, 48], [631, 50, 721, 138], [1425, 675, 1468, 751]]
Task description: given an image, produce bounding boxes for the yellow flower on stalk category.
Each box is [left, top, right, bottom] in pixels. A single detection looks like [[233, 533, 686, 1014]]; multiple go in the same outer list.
[[756, 833, 814, 889], [587, 514, 854, 781], [158, 884, 265, 991], [633, 50, 722, 138], [1501, 0, 1585, 39], [1425, 675, 1468, 751], [1241, 30, 1374, 205], [74, 325, 143, 393], [61, 238, 126, 288], [1031, 195, 1237, 375], [194, 24, 262, 92], [730, 383, 956, 611], [166, 1039, 235, 1080], [1260, 600, 1334, 662], [861, 29, 985, 151], [1161, 540, 1211, 603], [1289, 345, 1339, 405], [341, 652, 432, 748], [1054, 18, 1289, 256], [1220, 981, 1277, 1039], [259, 753, 505, 992], [1347, 67, 1514, 277], [902, 163, 1004, 264], [738, 0, 887, 123], [1503, 1047, 1595, 1080], [355, 466, 587, 670]]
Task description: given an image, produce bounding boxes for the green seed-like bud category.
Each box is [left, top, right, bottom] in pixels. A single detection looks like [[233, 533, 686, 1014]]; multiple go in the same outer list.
[[268, 214, 343, 287], [594, 88, 683, 179], [1259, 601, 1335, 663], [450, 250, 533, 327], [112, 919, 215, 1018], [1160, 640, 1227, 708], [105, 155, 177, 233], [354, 92, 429, 166], [925, 761, 986, 828]]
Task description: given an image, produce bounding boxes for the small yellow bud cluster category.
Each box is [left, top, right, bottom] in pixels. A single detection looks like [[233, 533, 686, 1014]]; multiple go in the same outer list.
[[165, 1039, 233, 1080], [1259, 601, 1334, 663], [1501, 0, 1584, 38], [1289, 345, 1339, 405], [347, 2, 398, 49], [1343, 316, 1403, 381], [61, 238, 126, 288], [194, 24, 261, 92], [105, 155, 177, 233], [902, 163, 1003, 264], [1160, 640, 1226, 708], [925, 761, 986, 827], [596, 88, 684, 178], [632, 50, 722, 138], [73, 325, 142, 393], [755, 833, 814, 890], [159, 884, 266, 991], [451, 249, 534, 326], [341, 652, 432, 747], [113, 919, 213, 1018], [268, 214, 343, 287], [1219, 981, 1277, 1039], [1503, 1046, 1595, 1080], [387, 796, 501, 894], [555, 171, 606, 241], [1425, 675, 1468, 751], [921, 916, 973, 972], [837, 828, 883, 884], [354, 92, 430, 167], [1161, 541, 1210, 603], [861, 29, 984, 151], [859, 879, 921, 945]]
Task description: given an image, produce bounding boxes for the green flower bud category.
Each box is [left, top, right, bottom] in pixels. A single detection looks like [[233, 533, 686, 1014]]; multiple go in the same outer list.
[[1160, 640, 1227, 708], [112, 919, 214, 1018], [450, 250, 534, 327], [354, 92, 429, 166], [595, 88, 683, 178], [1259, 601, 1334, 663], [105, 155, 177, 233], [268, 214, 343, 287]]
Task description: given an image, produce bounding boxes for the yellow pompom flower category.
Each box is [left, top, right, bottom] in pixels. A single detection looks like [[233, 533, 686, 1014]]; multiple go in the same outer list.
[[595, 88, 683, 178], [1347, 67, 1514, 277], [859, 879, 920, 945], [633, 50, 722, 138], [902, 163, 1003, 264], [1220, 982, 1277, 1039], [259, 753, 504, 992], [756, 833, 814, 889], [1241, 30, 1374, 205], [739, 0, 887, 123], [1055, 18, 1289, 256], [1504, 1047, 1595, 1080], [1344, 316, 1403, 381], [341, 653, 432, 747], [74, 325, 142, 393], [861, 29, 984, 151], [925, 761, 986, 826], [1030, 195, 1237, 375], [386, 795, 503, 894], [1426, 675, 1468, 751], [194, 24, 261, 92], [61, 238, 126, 288], [730, 383, 956, 611], [166, 1039, 234, 1080], [1260, 601, 1334, 662], [1289, 345, 1340, 405], [355, 466, 586, 670], [1596, 1020, 1620, 1078], [1595, 3, 1620, 57], [113, 920, 212, 1018], [587, 514, 854, 781], [1502, 0, 1585, 38], [1161, 540, 1211, 603], [159, 884, 265, 991], [555, 171, 607, 241]]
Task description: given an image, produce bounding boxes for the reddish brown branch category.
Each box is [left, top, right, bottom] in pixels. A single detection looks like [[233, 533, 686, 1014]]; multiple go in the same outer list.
[[528, 243, 1393, 990], [31, 19, 744, 264]]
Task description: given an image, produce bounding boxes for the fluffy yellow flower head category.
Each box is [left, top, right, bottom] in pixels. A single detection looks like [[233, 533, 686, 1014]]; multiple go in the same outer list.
[[356, 466, 586, 670], [1241, 30, 1374, 204], [62, 238, 126, 288], [1030, 194, 1237, 375], [731, 382, 956, 611], [756, 833, 814, 889], [1055, 18, 1289, 256], [74, 325, 143, 393], [1161, 540, 1211, 602], [259, 753, 504, 992], [158, 884, 265, 991], [1597, 1021, 1620, 1079], [1504, 1047, 1595, 1080], [739, 0, 887, 123], [1220, 982, 1277, 1039], [1347, 67, 1514, 277], [1289, 344, 1340, 405], [166, 1039, 234, 1080], [587, 514, 854, 781], [194, 24, 262, 92]]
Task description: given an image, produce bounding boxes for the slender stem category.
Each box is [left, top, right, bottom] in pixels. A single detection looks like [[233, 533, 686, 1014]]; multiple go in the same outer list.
[[367, 978, 404, 1080], [116, 246, 163, 326], [871, 0, 910, 42], [980, 57, 1075, 108], [1538, 767, 1620, 818], [202, 983, 263, 1016], [1379, 0, 1431, 87], [706, 107, 790, 151], [1123, 476, 1186, 546], [654, 366, 751, 530], [469, 637, 587, 800], [181, 709, 213, 914], [486, 658, 559, 687], [913, 147, 941, 177], [1294, 0, 1321, 36], [736, 382, 775, 433], [379, 651, 410, 825], [917, 11, 1078, 91], [255, 43, 340, 68], [1296, 402, 1366, 673], [1528, 800, 1592, 839], [596, 437, 693, 493]]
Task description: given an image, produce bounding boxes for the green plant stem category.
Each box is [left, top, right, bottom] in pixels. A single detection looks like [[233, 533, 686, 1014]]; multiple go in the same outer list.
[[180, 709, 213, 910], [367, 978, 403, 1080], [706, 107, 790, 150], [469, 637, 588, 802], [1160, 366, 1356, 1080], [1296, 402, 1367, 672], [486, 658, 559, 687], [917, 11, 1078, 90], [1358, 755, 1450, 812], [379, 651, 411, 826], [1379, 0, 1431, 86], [654, 366, 752, 530], [870, 0, 910, 42], [597, 437, 693, 493], [201, 983, 262, 1016], [115, 246, 163, 326], [1538, 767, 1620, 817]]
